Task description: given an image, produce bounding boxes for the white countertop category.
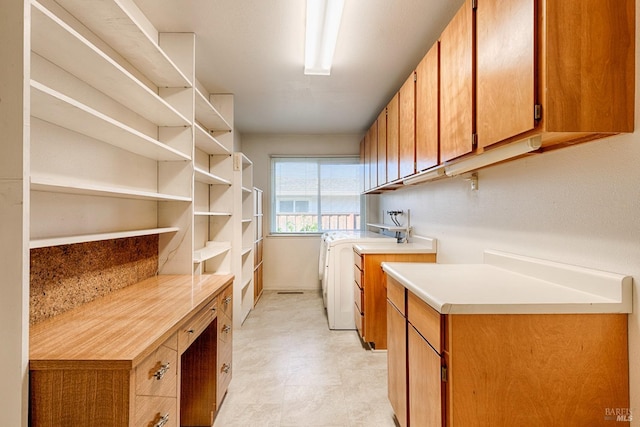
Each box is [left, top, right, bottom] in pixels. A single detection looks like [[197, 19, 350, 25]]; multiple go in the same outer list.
[[381, 250, 632, 314], [354, 239, 436, 255]]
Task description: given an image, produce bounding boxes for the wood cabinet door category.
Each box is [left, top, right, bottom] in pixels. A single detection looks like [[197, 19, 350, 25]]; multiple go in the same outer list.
[[369, 121, 378, 189], [477, 0, 535, 149], [416, 42, 439, 171], [377, 109, 387, 186], [440, 0, 474, 162], [363, 133, 370, 191], [386, 94, 400, 182], [408, 325, 442, 427], [399, 72, 416, 178], [387, 300, 407, 427]]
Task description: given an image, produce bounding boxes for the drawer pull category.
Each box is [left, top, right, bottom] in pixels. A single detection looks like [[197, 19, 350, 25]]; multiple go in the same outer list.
[[153, 362, 171, 380], [222, 324, 231, 334], [186, 328, 195, 334], [211, 306, 217, 312], [223, 296, 232, 306], [153, 413, 170, 427], [221, 363, 231, 374]]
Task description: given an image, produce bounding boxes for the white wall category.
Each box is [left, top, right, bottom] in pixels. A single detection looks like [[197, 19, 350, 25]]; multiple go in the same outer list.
[[242, 134, 361, 290]]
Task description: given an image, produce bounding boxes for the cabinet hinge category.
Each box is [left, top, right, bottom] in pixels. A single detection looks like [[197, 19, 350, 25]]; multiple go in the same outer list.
[[472, 133, 478, 149], [472, 0, 477, 10], [414, 72, 417, 82], [441, 365, 448, 382], [534, 104, 542, 121]]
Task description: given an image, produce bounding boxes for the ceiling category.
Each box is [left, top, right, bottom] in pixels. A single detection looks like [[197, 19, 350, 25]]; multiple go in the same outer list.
[[133, 0, 464, 135]]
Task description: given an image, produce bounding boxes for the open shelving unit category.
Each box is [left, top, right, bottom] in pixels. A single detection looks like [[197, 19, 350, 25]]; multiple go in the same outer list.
[[28, 0, 245, 285]]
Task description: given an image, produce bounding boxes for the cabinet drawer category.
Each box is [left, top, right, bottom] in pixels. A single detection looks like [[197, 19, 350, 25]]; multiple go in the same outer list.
[[354, 251, 362, 270], [217, 345, 232, 405], [354, 304, 364, 337], [136, 334, 178, 398], [387, 276, 406, 315], [178, 298, 218, 354], [218, 285, 233, 318], [407, 291, 442, 353], [353, 264, 363, 287], [135, 395, 177, 427], [218, 313, 233, 345], [353, 281, 363, 313]]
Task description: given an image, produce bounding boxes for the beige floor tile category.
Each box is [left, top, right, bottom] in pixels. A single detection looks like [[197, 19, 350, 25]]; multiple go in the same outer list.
[[213, 290, 396, 427]]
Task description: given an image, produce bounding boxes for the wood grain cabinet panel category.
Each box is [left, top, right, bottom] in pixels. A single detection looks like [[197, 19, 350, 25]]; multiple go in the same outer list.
[[386, 94, 400, 182], [399, 72, 416, 178], [387, 299, 407, 427], [377, 109, 387, 186], [439, 0, 474, 162], [416, 42, 439, 171], [408, 325, 442, 427], [476, 0, 535, 149], [369, 121, 378, 189]]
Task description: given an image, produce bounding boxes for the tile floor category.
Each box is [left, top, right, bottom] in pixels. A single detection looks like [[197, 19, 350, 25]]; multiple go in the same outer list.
[[213, 290, 397, 427]]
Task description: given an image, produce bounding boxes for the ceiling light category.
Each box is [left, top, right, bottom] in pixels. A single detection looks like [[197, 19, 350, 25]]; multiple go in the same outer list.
[[304, 0, 344, 75], [444, 136, 542, 177], [403, 165, 446, 185]]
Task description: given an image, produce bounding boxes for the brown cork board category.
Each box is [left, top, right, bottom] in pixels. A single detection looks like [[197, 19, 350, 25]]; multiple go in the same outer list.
[[30, 235, 158, 324]]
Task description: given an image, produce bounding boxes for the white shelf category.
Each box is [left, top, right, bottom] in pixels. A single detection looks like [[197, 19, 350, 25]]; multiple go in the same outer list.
[[52, 0, 191, 88], [194, 123, 230, 155], [31, 81, 190, 161], [193, 242, 232, 264], [194, 211, 233, 217], [242, 186, 252, 193], [30, 227, 179, 249], [241, 247, 253, 257], [31, 1, 190, 127], [195, 88, 232, 132], [194, 167, 231, 186], [241, 276, 252, 289], [31, 176, 191, 202], [241, 218, 252, 224], [366, 223, 408, 232]]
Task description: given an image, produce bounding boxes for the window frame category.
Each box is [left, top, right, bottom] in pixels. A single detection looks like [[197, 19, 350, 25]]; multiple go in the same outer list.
[[270, 155, 363, 235]]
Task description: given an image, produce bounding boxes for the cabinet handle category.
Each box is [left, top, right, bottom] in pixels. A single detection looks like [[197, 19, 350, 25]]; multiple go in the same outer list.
[[223, 296, 232, 306], [153, 413, 169, 427], [222, 324, 231, 334], [221, 363, 231, 374], [153, 362, 170, 380], [186, 328, 195, 334], [211, 306, 217, 312]]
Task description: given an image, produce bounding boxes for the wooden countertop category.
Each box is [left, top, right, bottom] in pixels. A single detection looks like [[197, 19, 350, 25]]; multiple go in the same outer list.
[[382, 250, 632, 315], [30, 274, 234, 369]]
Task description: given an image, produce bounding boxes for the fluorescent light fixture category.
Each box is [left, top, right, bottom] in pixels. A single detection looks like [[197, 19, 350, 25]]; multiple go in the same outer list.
[[403, 165, 446, 185], [304, 0, 344, 75], [444, 136, 542, 177]]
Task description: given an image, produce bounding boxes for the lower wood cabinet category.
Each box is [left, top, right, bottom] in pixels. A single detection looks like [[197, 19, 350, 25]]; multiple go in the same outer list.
[[387, 275, 630, 427], [29, 274, 234, 427], [354, 249, 435, 350]]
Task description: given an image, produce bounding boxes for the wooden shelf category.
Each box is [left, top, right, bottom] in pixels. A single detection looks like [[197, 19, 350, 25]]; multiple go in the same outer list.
[[195, 88, 232, 132], [31, 176, 191, 202], [194, 123, 231, 155], [31, 81, 190, 161], [30, 227, 179, 249], [194, 167, 231, 186], [32, 1, 190, 127], [193, 242, 232, 263], [51, 0, 191, 88]]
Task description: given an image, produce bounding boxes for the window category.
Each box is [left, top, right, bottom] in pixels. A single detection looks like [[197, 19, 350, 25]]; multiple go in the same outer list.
[[271, 156, 362, 233]]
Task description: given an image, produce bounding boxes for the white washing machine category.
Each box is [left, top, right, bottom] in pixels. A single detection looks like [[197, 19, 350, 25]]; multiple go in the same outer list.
[[319, 231, 394, 329]]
